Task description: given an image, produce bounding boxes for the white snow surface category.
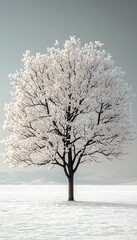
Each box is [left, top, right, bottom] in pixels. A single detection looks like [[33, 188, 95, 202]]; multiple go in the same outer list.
[[0, 185, 137, 240]]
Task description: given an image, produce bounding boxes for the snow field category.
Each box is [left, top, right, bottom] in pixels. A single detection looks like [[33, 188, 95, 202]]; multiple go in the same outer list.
[[0, 185, 137, 240]]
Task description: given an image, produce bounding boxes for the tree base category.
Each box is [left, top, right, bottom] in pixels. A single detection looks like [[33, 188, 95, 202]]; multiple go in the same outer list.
[[68, 175, 74, 201]]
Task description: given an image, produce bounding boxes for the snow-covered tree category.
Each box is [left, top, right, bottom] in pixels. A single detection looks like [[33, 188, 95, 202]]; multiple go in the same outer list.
[[3, 36, 136, 200]]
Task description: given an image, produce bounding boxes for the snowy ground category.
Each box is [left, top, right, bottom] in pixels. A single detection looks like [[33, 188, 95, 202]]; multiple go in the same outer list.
[[0, 185, 137, 240]]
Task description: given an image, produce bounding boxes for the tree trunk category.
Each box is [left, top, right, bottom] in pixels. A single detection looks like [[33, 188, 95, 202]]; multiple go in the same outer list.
[[68, 174, 74, 201]]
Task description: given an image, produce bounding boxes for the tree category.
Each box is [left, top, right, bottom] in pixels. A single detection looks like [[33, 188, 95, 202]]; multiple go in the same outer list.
[[3, 36, 136, 200]]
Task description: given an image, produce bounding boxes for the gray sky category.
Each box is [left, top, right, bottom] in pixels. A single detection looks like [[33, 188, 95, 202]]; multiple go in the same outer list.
[[0, 0, 137, 184]]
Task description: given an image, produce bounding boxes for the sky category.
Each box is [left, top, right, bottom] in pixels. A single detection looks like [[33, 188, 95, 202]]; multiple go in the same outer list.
[[0, 0, 137, 185]]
